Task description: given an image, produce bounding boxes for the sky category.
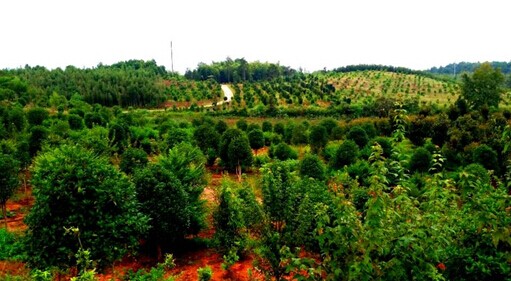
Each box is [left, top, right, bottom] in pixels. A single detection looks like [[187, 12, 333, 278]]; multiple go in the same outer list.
[[1, 0, 509, 74]]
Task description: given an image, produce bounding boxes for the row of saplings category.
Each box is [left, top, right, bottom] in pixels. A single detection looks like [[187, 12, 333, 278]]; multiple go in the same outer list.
[[17, 118, 511, 280]]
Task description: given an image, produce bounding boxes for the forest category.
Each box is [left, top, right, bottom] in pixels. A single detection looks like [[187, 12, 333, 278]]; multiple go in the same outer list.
[[0, 59, 511, 280]]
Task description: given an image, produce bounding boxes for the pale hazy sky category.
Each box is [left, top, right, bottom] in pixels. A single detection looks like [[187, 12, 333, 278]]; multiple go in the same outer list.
[[1, 0, 509, 74]]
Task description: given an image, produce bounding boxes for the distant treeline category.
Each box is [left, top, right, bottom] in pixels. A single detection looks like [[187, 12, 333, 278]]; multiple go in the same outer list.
[[333, 64, 428, 76], [2, 60, 170, 107], [184, 58, 297, 83], [429, 61, 511, 75]]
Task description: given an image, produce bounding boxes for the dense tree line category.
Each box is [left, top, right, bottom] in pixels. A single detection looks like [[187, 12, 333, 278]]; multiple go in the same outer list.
[[184, 57, 298, 83], [429, 61, 511, 76], [333, 64, 433, 77], [4, 60, 171, 107]]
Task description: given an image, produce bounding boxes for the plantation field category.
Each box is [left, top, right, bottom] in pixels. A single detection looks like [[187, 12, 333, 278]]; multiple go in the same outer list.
[[1, 60, 511, 280]]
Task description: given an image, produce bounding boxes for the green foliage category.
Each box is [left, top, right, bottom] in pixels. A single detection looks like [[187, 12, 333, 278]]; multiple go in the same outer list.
[[299, 154, 326, 181], [262, 120, 273, 132], [261, 161, 296, 231], [219, 128, 250, 172], [332, 140, 359, 169], [248, 129, 264, 154], [25, 145, 149, 269], [236, 118, 248, 131], [472, 144, 499, 172], [193, 124, 220, 165], [291, 124, 308, 146], [0, 152, 19, 226], [0, 228, 25, 260], [130, 142, 207, 245], [461, 62, 505, 109], [213, 180, 246, 257], [346, 126, 369, 148], [123, 254, 176, 281], [120, 147, 148, 175], [197, 266, 213, 281], [269, 143, 298, 161], [68, 114, 84, 130], [409, 147, 432, 173], [26, 107, 49, 127], [309, 125, 328, 154]]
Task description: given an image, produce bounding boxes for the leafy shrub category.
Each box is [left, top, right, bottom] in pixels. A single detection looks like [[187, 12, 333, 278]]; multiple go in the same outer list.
[[409, 147, 432, 173], [120, 147, 148, 175], [372, 137, 392, 158], [346, 126, 369, 148], [309, 125, 328, 154], [197, 266, 213, 281], [269, 143, 298, 161], [0, 228, 25, 260], [299, 154, 326, 181], [262, 120, 273, 132], [68, 114, 84, 130], [332, 140, 359, 169], [25, 145, 149, 269], [472, 144, 499, 172]]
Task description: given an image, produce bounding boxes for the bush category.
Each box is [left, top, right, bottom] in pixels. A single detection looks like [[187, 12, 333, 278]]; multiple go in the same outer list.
[[197, 266, 213, 281], [300, 154, 326, 181], [346, 126, 369, 148], [372, 137, 392, 158], [262, 120, 273, 132], [27, 107, 49, 127], [25, 145, 149, 269], [0, 228, 25, 260], [472, 144, 499, 172], [68, 114, 84, 130], [309, 125, 328, 154], [120, 147, 148, 175], [332, 140, 359, 169], [409, 147, 432, 173], [270, 143, 298, 161]]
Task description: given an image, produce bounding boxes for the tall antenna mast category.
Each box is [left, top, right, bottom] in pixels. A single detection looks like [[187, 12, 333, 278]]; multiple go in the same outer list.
[[170, 41, 174, 73]]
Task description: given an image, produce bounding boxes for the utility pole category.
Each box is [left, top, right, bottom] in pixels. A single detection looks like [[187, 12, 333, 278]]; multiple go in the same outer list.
[[170, 41, 174, 73]]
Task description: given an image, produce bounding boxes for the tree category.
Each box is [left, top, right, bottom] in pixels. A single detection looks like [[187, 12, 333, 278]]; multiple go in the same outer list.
[[332, 140, 359, 169], [120, 147, 148, 175], [291, 124, 308, 148], [309, 125, 328, 154], [409, 147, 432, 173], [0, 153, 19, 228], [68, 114, 84, 130], [347, 126, 369, 148], [262, 120, 273, 132], [248, 129, 264, 155], [136, 142, 207, 253], [25, 145, 148, 269], [27, 107, 49, 127], [228, 135, 253, 181], [219, 128, 244, 171], [300, 154, 326, 181], [461, 62, 505, 109], [28, 125, 48, 157], [193, 124, 220, 165], [133, 162, 200, 257], [236, 119, 248, 131]]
